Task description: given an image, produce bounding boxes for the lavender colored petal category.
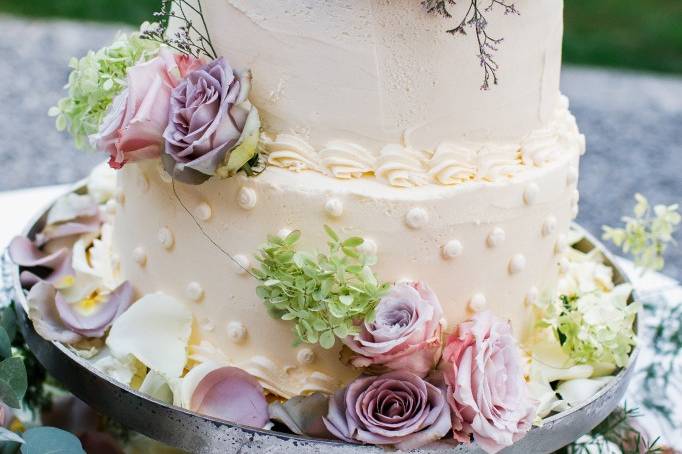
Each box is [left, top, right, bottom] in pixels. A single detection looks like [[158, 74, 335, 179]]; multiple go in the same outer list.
[[268, 393, 333, 438], [36, 214, 102, 247], [190, 367, 269, 428], [322, 388, 356, 443], [56, 281, 134, 338], [161, 152, 211, 185], [8, 236, 69, 268], [26, 282, 82, 344]]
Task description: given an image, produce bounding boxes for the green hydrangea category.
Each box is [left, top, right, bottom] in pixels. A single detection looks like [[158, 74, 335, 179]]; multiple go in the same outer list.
[[603, 193, 680, 271], [542, 287, 639, 368], [253, 226, 389, 349], [48, 24, 161, 150]]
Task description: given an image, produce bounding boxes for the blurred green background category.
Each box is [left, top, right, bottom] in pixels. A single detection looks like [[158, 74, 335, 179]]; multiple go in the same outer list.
[[1, 0, 681, 74]]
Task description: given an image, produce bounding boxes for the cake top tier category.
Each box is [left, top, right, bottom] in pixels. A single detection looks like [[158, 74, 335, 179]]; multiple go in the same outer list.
[[194, 0, 563, 151]]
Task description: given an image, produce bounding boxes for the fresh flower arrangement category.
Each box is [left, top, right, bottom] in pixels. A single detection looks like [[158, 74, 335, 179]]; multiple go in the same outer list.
[[50, 1, 261, 185]]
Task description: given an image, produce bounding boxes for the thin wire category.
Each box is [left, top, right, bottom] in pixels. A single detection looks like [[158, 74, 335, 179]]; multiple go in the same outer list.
[[171, 177, 259, 280]]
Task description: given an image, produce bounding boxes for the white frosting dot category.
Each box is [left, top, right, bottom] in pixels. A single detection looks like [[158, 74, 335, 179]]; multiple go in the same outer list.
[[487, 227, 506, 248], [555, 234, 569, 255], [405, 207, 429, 229], [233, 254, 250, 275], [524, 183, 540, 205], [567, 166, 579, 186], [509, 254, 527, 274], [324, 198, 344, 218], [297, 348, 316, 366], [237, 187, 257, 210], [227, 321, 247, 344], [186, 282, 204, 302], [195, 202, 212, 221], [542, 216, 557, 237], [526, 287, 539, 305], [469, 293, 488, 312], [132, 247, 147, 267], [158, 227, 174, 250], [157, 162, 173, 184], [358, 238, 378, 256], [442, 240, 463, 259], [277, 228, 293, 239]]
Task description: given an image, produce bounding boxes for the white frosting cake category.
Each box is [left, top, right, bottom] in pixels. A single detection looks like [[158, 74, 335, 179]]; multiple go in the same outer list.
[[112, 0, 585, 397]]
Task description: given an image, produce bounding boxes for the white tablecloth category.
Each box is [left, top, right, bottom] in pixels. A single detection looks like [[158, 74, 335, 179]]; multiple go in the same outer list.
[[1, 185, 680, 449]]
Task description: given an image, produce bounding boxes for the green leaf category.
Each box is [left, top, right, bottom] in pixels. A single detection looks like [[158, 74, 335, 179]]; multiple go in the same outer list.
[[285, 230, 301, 245], [0, 357, 28, 407], [20, 427, 85, 454], [323, 225, 339, 242], [1, 308, 17, 343], [319, 330, 335, 350], [0, 380, 20, 409], [0, 328, 11, 360]]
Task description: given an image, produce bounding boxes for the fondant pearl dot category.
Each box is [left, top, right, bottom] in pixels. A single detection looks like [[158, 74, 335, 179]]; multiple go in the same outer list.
[[358, 238, 378, 256], [233, 254, 250, 275], [324, 198, 344, 218], [526, 287, 539, 305], [186, 282, 204, 302], [227, 321, 247, 344], [487, 227, 506, 248], [132, 247, 147, 267], [442, 240, 463, 259], [297, 348, 316, 366], [277, 228, 292, 239], [158, 227, 174, 250], [157, 162, 173, 184], [524, 183, 540, 205], [542, 216, 557, 237], [567, 166, 579, 186], [509, 254, 527, 274], [237, 187, 257, 210], [405, 207, 429, 229], [555, 234, 568, 254], [469, 293, 488, 312], [195, 202, 212, 221]]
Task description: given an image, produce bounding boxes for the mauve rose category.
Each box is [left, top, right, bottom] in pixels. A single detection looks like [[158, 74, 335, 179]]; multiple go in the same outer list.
[[323, 371, 451, 450], [443, 311, 537, 454], [162, 57, 260, 184], [343, 281, 443, 377], [91, 49, 203, 169]]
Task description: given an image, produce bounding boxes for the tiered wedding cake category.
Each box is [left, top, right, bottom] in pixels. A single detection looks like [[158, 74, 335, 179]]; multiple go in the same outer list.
[[112, 0, 584, 398]]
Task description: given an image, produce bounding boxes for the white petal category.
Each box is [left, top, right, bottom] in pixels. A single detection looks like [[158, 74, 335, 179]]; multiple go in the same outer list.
[[93, 354, 140, 386], [47, 193, 97, 225], [557, 377, 613, 407], [139, 370, 175, 404], [87, 162, 118, 204], [107, 293, 193, 378]]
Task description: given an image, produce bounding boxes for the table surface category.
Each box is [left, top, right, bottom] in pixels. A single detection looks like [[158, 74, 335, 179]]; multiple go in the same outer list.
[[2, 185, 680, 450]]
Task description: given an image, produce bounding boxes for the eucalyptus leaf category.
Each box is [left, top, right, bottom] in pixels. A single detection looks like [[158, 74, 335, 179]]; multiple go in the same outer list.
[[0, 308, 17, 343], [0, 380, 20, 409], [0, 328, 11, 360], [20, 427, 85, 454], [0, 357, 28, 406]]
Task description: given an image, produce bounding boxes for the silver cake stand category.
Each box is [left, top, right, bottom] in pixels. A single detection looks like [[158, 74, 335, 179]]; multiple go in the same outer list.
[[4, 182, 639, 454]]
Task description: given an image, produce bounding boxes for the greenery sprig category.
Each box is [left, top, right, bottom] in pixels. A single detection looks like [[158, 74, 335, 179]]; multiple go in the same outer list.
[[422, 0, 519, 90], [142, 0, 217, 59], [253, 226, 389, 349], [602, 193, 680, 272]]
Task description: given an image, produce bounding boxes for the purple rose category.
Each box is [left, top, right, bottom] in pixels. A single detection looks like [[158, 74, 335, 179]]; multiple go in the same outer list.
[[162, 57, 260, 184], [323, 371, 451, 450], [343, 281, 443, 377]]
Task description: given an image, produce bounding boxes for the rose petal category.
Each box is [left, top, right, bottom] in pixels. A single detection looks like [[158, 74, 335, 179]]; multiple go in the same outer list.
[[183, 363, 269, 428], [56, 281, 133, 338], [106, 292, 192, 378], [26, 281, 82, 344]]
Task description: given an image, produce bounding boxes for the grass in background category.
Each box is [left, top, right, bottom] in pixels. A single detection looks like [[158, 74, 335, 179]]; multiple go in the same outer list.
[[1, 0, 681, 74]]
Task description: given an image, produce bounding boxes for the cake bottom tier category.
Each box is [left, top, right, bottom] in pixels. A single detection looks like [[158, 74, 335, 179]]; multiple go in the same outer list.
[[112, 157, 579, 397]]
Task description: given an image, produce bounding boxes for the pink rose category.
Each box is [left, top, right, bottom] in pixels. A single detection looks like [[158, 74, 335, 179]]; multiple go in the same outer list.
[[343, 281, 443, 377], [91, 49, 203, 169], [442, 311, 536, 454]]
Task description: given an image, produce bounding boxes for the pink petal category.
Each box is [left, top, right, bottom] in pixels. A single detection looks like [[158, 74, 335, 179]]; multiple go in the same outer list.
[[26, 282, 82, 344], [36, 214, 102, 247], [56, 281, 134, 338], [190, 367, 268, 428]]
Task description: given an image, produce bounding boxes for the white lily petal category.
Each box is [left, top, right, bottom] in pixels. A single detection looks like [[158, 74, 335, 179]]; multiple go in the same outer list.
[[94, 354, 142, 386], [139, 371, 175, 404], [47, 193, 97, 225], [557, 377, 613, 407], [87, 162, 118, 204], [107, 292, 193, 378]]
